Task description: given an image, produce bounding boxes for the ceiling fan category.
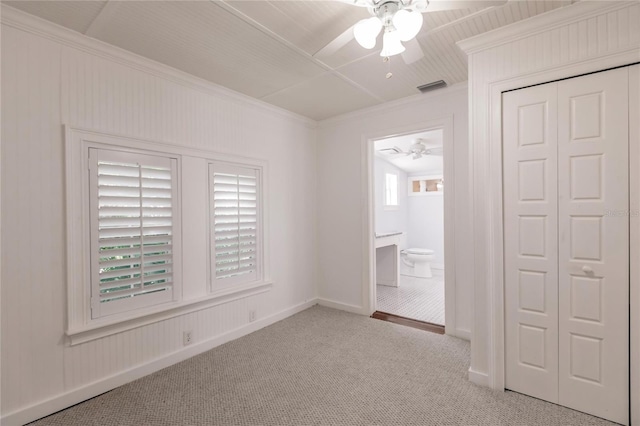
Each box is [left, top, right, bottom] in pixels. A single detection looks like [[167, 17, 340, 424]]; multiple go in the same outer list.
[[315, 0, 507, 65], [381, 139, 443, 159]]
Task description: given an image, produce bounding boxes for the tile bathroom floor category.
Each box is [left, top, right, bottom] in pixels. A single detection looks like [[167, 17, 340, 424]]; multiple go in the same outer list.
[[376, 270, 444, 325]]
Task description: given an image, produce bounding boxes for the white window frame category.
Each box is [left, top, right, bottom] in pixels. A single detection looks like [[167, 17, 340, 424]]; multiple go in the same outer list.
[[407, 174, 444, 197], [66, 128, 183, 336], [208, 161, 263, 292], [383, 172, 399, 210], [65, 126, 271, 344]]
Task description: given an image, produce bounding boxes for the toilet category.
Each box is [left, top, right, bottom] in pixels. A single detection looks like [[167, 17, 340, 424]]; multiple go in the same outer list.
[[401, 248, 435, 278]]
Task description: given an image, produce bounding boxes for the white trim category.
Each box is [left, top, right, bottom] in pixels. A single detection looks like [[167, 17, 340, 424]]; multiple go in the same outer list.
[[0, 5, 316, 129], [69, 282, 273, 346], [456, 1, 636, 55], [317, 298, 366, 315], [1, 299, 318, 426], [67, 126, 270, 169], [456, 328, 471, 341], [468, 368, 490, 387], [363, 116, 458, 336], [65, 126, 272, 344]]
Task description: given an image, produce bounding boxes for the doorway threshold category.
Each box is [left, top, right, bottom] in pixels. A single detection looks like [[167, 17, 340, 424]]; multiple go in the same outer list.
[[371, 311, 445, 335]]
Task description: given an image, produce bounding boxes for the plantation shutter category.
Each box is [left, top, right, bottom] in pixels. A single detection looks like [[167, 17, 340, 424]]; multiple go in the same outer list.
[[89, 148, 177, 318], [209, 162, 260, 288]]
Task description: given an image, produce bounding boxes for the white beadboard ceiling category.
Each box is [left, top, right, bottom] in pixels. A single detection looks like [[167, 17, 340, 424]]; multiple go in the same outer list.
[[5, 0, 573, 120]]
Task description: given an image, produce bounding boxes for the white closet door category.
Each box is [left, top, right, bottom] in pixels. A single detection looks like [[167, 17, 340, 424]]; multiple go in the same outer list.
[[557, 68, 629, 425], [504, 82, 559, 403]]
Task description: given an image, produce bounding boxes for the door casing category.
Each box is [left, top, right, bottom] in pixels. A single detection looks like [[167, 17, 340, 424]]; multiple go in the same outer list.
[[361, 116, 458, 336]]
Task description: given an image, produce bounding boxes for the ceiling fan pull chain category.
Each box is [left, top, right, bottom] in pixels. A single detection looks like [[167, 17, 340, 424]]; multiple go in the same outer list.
[[383, 56, 393, 79]]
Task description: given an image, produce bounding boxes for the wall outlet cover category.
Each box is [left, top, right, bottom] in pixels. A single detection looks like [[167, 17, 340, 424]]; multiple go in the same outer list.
[[183, 331, 193, 346]]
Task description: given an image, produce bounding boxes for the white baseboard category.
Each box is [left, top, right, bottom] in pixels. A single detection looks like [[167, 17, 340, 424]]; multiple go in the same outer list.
[[317, 297, 366, 315], [1, 299, 318, 426], [468, 367, 490, 387], [455, 328, 471, 341]]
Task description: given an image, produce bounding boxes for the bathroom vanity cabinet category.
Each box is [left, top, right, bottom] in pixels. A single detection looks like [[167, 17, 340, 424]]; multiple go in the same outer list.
[[375, 232, 402, 287]]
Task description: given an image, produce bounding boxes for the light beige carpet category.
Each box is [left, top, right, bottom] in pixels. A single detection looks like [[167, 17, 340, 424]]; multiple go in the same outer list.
[[31, 306, 614, 425]]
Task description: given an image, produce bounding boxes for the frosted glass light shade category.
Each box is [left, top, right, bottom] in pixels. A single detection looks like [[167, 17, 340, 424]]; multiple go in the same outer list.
[[354, 17, 382, 49], [380, 30, 405, 57], [392, 9, 423, 42]]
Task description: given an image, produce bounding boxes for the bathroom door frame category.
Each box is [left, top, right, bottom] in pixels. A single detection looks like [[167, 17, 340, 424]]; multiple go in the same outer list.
[[362, 115, 457, 335]]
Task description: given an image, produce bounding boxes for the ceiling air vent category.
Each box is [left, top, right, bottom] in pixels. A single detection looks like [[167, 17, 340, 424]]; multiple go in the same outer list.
[[379, 147, 402, 155], [417, 80, 447, 93]]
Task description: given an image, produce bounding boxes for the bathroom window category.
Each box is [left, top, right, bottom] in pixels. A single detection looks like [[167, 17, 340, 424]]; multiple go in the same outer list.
[[209, 161, 262, 290], [384, 172, 399, 209], [408, 175, 444, 197]]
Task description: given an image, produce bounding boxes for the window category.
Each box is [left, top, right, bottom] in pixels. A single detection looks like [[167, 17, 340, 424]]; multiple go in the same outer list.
[[209, 162, 261, 289], [66, 128, 269, 342], [384, 172, 399, 208], [89, 148, 178, 318]]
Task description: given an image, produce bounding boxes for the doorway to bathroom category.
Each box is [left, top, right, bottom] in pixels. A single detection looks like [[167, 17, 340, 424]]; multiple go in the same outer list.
[[372, 128, 446, 329]]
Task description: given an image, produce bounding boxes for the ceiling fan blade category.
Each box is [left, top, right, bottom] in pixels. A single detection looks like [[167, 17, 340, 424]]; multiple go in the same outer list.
[[401, 38, 424, 64], [313, 24, 356, 58], [416, 138, 442, 149], [424, 0, 507, 12]]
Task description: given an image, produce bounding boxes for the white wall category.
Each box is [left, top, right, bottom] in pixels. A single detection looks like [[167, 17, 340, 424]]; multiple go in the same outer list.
[[457, 0, 640, 396], [407, 194, 444, 268], [1, 9, 317, 424], [374, 157, 408, 235], [317, 83, 471, 338]]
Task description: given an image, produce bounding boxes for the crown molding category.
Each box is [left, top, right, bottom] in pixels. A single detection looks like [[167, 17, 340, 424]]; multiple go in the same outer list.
[[0, 4, 317, 128], [317, 81, 468, 128], [457, 1, 636, 55]]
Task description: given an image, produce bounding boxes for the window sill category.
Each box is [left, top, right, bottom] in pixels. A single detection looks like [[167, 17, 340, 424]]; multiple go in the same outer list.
[[66, 280, 273, 345], [383, 205, 399, 211]]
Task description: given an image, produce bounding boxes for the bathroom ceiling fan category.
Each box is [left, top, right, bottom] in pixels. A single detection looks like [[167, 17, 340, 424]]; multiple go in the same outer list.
[[315, 0, 507, 64], [388, 139, 443, 159]]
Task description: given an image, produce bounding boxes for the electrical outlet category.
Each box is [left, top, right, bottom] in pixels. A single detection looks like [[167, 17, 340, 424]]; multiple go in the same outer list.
[[183, 331, 193, 346], [249, 310, 257, 322]]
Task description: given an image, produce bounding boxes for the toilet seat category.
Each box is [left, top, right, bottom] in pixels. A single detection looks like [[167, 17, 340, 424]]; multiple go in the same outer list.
[[404, 248, 434, 256]]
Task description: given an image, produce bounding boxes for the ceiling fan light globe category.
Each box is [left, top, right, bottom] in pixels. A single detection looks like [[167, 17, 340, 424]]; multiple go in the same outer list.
[[380, 30, 405, 57], [354, 17, 382, 49], [393, 9, 423, 42]]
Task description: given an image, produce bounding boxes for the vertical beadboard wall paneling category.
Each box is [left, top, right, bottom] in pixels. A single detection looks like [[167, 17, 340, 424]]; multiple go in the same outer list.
[[2, 27, 67, 413], [457, 0, 640, 407], [1, 7, 317, 423]]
